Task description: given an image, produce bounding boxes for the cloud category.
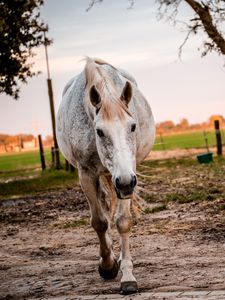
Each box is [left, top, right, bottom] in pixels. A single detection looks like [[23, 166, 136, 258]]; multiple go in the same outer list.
[[32, 50, 175, 75]]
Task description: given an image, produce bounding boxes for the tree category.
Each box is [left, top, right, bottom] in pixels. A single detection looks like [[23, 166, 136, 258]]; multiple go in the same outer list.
[[178, 118, 189, 130], [0, 0, 51, 99], [157, 0, 225, 57], [208, 115, 225, 126], [156, 120, 175, 133]]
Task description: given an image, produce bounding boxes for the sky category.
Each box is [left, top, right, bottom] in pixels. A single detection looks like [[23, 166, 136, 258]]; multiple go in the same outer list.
[[1, 0, 225, 137]]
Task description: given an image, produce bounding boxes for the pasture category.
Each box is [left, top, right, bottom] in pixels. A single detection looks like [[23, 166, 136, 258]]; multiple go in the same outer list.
[[0, 154, 225, 298], [153, 130, 221, 150], [0, 130, 224, 173], [0, 149, 60, 171]]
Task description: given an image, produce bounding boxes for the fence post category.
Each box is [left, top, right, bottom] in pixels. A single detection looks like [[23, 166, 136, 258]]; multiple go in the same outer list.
[[214, 120, 223, 156], [70, 163, 75, 172], [65, 159, 69, 171], [203, 131, 209, 153], [159, 134, 166, 150], [222, 129, 225, 145], [38, 134, 46, 170], [51, 146, 55, 167]]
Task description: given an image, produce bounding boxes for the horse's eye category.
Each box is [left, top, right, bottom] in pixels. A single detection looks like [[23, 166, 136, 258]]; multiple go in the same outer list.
[[96, 129, 104, 137], [131, 124, 136, 132]]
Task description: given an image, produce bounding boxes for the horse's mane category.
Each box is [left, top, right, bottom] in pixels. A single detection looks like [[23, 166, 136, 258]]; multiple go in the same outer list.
[[84, 57, 132, 120]]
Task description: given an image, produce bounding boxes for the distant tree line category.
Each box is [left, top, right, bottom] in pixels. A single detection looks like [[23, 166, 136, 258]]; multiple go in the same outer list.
[[1, 115, 224, 148], [156, 115, 225, 134], [0, 134, 34, 145], [0, 134, 53, 150]]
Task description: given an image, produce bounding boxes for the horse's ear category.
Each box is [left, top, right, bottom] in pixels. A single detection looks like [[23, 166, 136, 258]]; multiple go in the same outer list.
[[121, 81, 132, 106], [89, 85, 101, 109]]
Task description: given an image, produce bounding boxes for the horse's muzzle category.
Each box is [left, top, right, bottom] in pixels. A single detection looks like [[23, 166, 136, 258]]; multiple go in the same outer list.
[[114, 175, 137, 199]]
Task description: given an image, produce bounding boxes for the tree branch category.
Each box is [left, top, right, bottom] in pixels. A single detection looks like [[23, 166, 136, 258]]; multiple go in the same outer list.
[[184, 0, 225, 55], [86, 0, 103, 12], [178, 28, 193, 58]]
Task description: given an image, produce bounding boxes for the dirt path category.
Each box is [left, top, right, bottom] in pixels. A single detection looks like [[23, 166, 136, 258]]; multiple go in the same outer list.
[[0, 157, 225, 299]]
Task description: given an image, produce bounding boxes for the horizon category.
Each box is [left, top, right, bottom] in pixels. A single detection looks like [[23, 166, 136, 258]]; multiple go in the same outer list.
[[1, 113, 224, 138], [1, 0, 225, 137]]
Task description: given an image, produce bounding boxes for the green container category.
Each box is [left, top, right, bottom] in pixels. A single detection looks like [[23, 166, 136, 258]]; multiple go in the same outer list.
[[197, 152, 213, 164]]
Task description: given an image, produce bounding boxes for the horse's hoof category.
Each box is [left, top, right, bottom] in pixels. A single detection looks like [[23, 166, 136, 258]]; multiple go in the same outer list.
[[120, 281, 138, 295], [98, 259, 119, 280]]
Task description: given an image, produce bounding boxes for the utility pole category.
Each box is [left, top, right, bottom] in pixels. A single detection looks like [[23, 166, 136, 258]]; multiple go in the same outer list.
[[44, 32, 60, 169]]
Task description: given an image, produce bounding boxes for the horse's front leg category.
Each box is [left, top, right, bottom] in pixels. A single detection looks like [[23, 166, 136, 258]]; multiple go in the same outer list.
[[78, 167, 119, 280], [116, 199, 138, 294]]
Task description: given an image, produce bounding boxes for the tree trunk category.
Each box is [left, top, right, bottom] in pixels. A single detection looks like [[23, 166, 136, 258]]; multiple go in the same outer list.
[[184, 0, 225, 55]]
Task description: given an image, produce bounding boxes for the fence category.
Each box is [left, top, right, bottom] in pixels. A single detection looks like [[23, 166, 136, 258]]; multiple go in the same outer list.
[[153, 129, 225, 152], [0, 149, 54, 172], [0, 128, 224, 172]]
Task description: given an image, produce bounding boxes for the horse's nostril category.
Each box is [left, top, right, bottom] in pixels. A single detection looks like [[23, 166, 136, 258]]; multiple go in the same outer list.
[[115, 175, 137, 190], [131, 175, 137, 188], [114, 175, 136, 198]]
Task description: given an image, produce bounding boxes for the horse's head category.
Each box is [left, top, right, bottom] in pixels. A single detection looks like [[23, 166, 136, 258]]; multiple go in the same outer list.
[[89, 81, 137, 199]]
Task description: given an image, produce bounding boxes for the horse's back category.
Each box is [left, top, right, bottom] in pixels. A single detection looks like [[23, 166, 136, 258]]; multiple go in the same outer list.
[[117, 68, 137, 86], [62, 75, 77, 97], [57, 72, 96, 167], [56, 63, 155, 168]]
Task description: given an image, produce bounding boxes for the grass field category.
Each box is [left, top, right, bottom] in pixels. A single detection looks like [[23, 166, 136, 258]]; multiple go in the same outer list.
[[0, 155, 224, 201], [0, 169, 78, 200], [153, 130, 221, 151], [0, 130, 224, 172], [0, 149, 66, 172], [0, 150, 51, 171], [0, 147, 78, 200]]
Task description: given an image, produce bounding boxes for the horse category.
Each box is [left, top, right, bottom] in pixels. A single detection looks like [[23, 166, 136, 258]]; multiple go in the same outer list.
[[56, 57, 155, 294]]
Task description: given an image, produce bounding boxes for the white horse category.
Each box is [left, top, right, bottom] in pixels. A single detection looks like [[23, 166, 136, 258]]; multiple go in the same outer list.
[[56, 57, 155, 294]]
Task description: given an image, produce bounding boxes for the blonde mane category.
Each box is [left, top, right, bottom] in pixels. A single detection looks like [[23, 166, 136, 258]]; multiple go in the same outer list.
[[84, 57, 132, 120]]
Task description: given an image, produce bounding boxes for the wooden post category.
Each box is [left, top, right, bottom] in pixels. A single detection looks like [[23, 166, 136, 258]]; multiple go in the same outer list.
[[51, 146, 55, 166], [214, 120, 222, 156], [65, 159, 69, 171], [160, 133, 166, 150], [70, 163, 75, 172], [222, 129, 225, 145], [38, 134, 46, 170], [203, 131, 209, 153]]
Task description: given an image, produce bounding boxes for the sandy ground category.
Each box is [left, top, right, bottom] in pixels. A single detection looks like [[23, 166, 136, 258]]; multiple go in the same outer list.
[[0, 153, 225, 299], [148, 147, 216, 160]]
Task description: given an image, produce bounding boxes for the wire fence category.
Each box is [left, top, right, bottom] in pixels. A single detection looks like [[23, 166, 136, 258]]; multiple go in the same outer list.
[[153, 129, 225, 151], [0, 149, 54, 172], [0, 129, 224, 172]]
